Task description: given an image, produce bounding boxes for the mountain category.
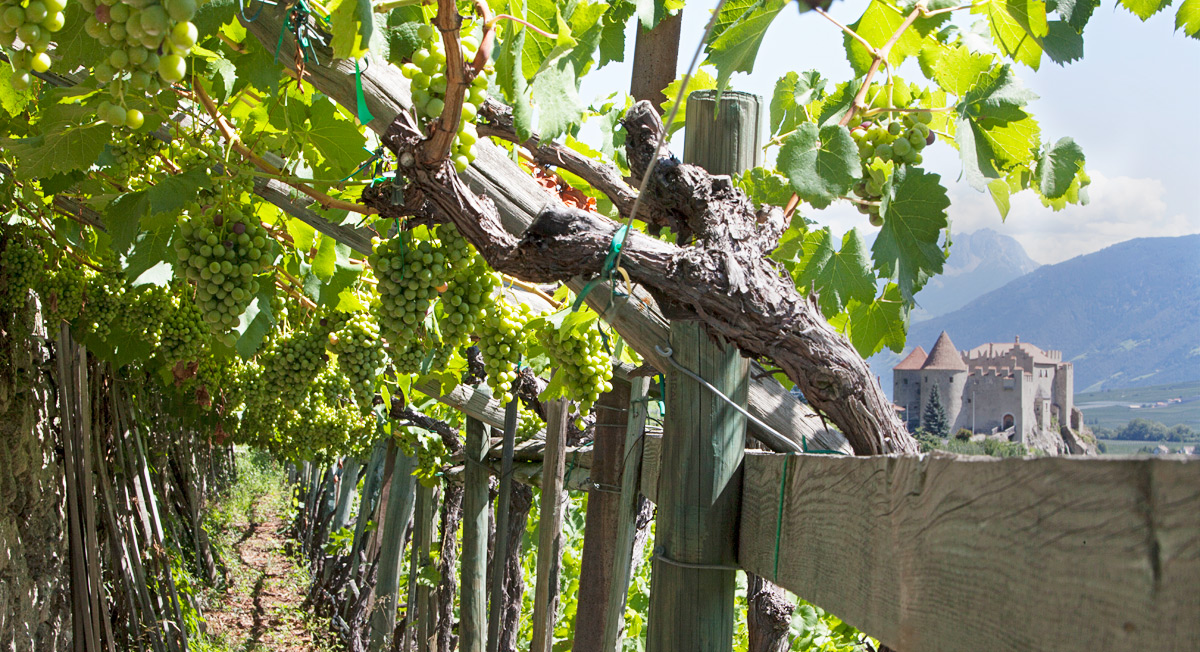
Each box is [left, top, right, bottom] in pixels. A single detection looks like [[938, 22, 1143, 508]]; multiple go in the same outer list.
[[910, 229, 1041, 321], [892, 234, 1200, 393]]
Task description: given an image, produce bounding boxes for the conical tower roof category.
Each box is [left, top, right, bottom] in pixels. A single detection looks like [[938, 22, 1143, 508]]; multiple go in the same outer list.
[[894, 346, 927, 370], [921, 332, 967, 371]]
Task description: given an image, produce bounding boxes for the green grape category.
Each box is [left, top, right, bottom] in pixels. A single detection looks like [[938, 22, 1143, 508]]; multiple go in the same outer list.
[[327, 310, 386, 413], [478, 298, 530, 403], [174, 177, 276, 338], [0, 226, 45, 312], [539, 311, 613, 426], [434, 223, 498, 353], [37, 252, 85, 327], [81, 262, 125, 340], [0, 0, 67, 79], [516, 404, 542, 441], [368, 227, 449, 353], [118, 283, 172, 348], [159, 288, 206, 366]]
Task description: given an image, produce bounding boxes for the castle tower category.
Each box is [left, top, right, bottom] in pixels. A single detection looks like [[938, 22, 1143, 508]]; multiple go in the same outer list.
[[892, 347, 927, 431], [920, 331, 968, 433]]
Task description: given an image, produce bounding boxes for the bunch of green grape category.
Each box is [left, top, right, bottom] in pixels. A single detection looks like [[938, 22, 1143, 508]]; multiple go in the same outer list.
[[0, 0, 69, 91], [80, 0, 198, 122], [117, 283, 172, 348], [37, 253, 85, 328], [174, 181, 275, 342], [848, 82, 935, 225], [327, 310, 386, 412], [252, 316, 334, 410], [276, 363, 373, 462], [369, 228, 448, 349], [516, 404, 542, 441], [159, 287, 206, 366], [400, 23, 489, 173], [0, 226, 44, 312], [478, 298, 530, 402], [540, 316, 613, 427], [435, 223, 496, 351], [81, 263, 126, 340], [104, 132, 165, 183]]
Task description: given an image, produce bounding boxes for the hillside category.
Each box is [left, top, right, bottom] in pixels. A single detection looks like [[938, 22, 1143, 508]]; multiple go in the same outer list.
[[897, 235, 1200, 392], [910, 229, 1041, 320]]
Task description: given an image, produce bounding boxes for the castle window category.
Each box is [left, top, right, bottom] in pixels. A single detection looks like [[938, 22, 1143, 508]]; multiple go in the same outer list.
[[903, 378, 908, 385]]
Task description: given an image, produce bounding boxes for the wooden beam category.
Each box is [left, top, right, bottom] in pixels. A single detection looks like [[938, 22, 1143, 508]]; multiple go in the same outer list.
[[368, 447, 418, 652], [738, 453, 1200, 652], [460, 418, 491, 652], [630, 12, 684, 109], [602, 377, 653, 652], [530, 399, 570, 652], [487, 397, 520, 652]]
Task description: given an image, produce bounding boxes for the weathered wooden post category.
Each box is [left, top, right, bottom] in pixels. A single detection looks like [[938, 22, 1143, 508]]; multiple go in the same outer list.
[[645, 89, 761, 652], [368, 443, 418, 652], [487, 397, 520, 652], [460, 417, 491, 652], [531, 398, 570, 652]]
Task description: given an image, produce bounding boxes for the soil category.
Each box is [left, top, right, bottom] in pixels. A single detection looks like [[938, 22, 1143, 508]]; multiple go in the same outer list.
[[202, 496, 322, 652]]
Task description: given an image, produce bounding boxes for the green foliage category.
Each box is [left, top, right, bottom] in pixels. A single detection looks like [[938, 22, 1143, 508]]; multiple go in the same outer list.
[[922, 384, 950, 438]]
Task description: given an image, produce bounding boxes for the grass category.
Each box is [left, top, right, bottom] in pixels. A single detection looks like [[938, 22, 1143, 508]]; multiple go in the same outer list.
[[1075, 380, 1200, 430]]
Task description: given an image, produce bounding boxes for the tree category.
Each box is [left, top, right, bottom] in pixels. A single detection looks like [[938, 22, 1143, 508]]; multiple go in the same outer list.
[[923, 385, 950, 439]]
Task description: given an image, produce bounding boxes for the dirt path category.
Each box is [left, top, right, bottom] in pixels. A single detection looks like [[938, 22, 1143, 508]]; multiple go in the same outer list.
[[203, 495, 321, 652]]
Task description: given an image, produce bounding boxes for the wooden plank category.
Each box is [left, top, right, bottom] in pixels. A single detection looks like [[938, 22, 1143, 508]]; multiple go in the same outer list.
[[646, 321, 748, 652], [460, 418, 491, 652], [602, 377, 652, 652], [531, 399, 570, 652], [738, 453, 1200, 652], [630, 12, 683, 108], [640, 433, 661, 504]]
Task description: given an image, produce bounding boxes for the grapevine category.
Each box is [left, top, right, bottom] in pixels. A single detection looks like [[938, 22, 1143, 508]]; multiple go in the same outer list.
[[434, 223, 497, 352], [0, 226, 43, 312], [81, 262, 125, 340], [369, 227, 448, 349], [327, 310, 386, 412], [401, 23, 489, 173], [37, 252, 85, 328], [848, 81, 934, 226], [539, 312, 613, 428]]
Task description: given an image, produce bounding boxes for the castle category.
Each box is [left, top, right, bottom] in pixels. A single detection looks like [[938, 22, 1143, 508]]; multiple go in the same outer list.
[[893, 332, 1075, 443]]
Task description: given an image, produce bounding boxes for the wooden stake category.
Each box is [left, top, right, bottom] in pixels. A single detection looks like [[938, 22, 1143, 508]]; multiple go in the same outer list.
[[530, 398, 570, 652], [487, 396, 520, 652], [460, 417, 491, 652]]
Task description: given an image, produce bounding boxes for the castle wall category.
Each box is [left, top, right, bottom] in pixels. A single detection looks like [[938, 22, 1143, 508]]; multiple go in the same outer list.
[[962, 372, 1027, 434], [893, 370, 922, 431], [920, 369, 966, 433], [1053, 363, 1074, 426]]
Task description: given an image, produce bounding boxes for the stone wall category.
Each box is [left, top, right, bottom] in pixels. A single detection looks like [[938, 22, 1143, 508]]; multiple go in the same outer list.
[[0, 304, 71, 652]]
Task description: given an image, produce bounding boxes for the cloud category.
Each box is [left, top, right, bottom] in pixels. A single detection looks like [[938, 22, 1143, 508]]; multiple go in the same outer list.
[[945, 171, 1199, 264]]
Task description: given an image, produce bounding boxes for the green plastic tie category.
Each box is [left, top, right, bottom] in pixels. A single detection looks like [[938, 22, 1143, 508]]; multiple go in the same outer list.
[[354, 59, 375, 125], [572, 224, 629, 312]]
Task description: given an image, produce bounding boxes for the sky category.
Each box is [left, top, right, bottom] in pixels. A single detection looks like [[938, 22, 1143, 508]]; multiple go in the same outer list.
[[578, 1, 1200, 264]]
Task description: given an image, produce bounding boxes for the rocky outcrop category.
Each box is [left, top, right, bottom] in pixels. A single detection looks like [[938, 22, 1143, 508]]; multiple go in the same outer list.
[[0, 301, 71, 652]]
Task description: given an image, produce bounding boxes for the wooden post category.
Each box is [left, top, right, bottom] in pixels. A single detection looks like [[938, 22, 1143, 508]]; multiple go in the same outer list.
[[332, 456, 363, 533], [530, 398, 570, 652], [630, 12, 683, 109], [368, 445, 418, 652], [645, 90, 759, 652], [601, 377, 652, 652], [460, 417, 491, 652], [573, 379, 633, 651], [487, 396, 520, 652]]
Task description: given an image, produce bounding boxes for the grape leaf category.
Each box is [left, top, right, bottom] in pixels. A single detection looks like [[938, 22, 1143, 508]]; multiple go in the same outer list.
[[207, 57, 238, 102], [383, 8, 426, 65], [830, 283, 908, 357], [814, 79, 861, 128], [703, 0, 787, 92], [874, 166, 949, 302], [125, 222, 177, 286], [735, 167, 794, 210], [770, 71, 825, 137], [987, 178, 1012, 220], [955, 63, 1039, 189], [330, 0, 375, 60], [304, 96, 367, 177], [1055, 0, 1100, 31], [1036, 137, 1085, 199], [1040, 21, 1085, 64], [777, 123, 861, 209], [660, 67, 717, 136], [0, 67, 34, 116], [1178, 0, 1200, 37], [531, 57, 584, 140], [785, 228, 876, 317], [3, 122, 111, 181], [932, 46, 995, 97], [599, 1, 636, 67], [230, 36, 283, 95], [843, 0, 949, 77], [313, 233, 339, 281], [194, 0, 238, 37], [287, 218, 317, 255], [235, 284, 277, 358], [974, 0, 1049, 69], [106, 166, 211, 250], [637, 0, 668, 29], [1119, 0, 1173, 20]]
